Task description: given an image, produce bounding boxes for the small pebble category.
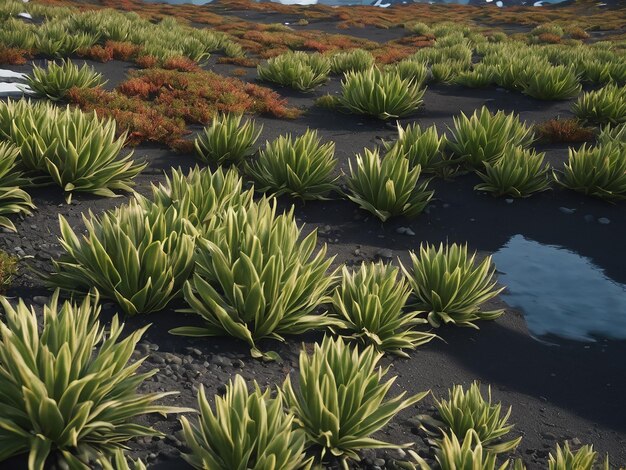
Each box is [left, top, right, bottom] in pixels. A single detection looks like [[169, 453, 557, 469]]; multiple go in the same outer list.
[[559, 207, 576, 214], [597, 217, 610, 225]]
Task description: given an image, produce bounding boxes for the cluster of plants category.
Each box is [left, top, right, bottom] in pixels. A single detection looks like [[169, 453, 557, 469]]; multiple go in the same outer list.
[[0, 291, 189, 469], [573, 84, 626, 126], [0, 4, 243, 66], [0, 99, 144, 207], [25, 59, 106, 101], [337, 67, 427, 119], [68, 68, 300, 148], [412, 381, 609, 470], [257, 51, 330, 91]]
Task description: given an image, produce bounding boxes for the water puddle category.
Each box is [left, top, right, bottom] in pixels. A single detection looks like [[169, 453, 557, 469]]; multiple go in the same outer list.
[[494, 235, 626, 343]]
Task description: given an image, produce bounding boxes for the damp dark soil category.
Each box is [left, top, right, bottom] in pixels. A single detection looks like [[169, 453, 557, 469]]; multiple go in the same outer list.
[[1, 6, 626, 469]]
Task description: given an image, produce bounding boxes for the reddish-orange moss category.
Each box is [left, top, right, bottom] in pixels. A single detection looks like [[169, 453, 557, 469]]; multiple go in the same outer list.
[[0, 47, 30, 65], [67, 68, 300, 148], [536, 118, 595, 143]]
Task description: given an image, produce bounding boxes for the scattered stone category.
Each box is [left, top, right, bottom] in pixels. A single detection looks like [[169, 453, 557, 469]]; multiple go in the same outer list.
[[559, 207, 576, 214], [396, 227, 416, 236], [541, 431, 557, 440], [597, 217, 610, 225], [584, 214, 595, 223], [505, 198, 514, 204], [375, 248, 393, 260], [164, 353, 182, 365], [33, 296, 48, 306]]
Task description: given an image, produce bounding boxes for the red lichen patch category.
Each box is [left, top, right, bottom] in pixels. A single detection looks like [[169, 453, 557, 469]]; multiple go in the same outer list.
[[536, 118, 595, 143], [78, 45, 114, 63], [169, 138, 195, 154], [217, 57, 259, 68], [67, 86, 188, 146], [567, 27, 590, 40], [372, 45, 415, 64], [67, 69, 299, 148], [537, 33, 562, 44], [162, 56, 201, 72], [230, 68, 249, 77], [107, 41, 141, 62], [0, 46, 30, 65], [135, 55, 159, 69]]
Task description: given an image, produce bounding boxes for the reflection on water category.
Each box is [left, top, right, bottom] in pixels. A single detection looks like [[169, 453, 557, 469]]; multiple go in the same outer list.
[[145, 0, 568, 5], [494, 235, 626, 342]]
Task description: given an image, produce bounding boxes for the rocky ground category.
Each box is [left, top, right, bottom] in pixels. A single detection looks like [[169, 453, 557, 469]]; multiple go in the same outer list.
[[1, 4, 626, 468]]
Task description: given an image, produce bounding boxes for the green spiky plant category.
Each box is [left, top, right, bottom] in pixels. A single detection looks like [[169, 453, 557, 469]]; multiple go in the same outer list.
[[420, 382, 521, 454], [454, 64, 495, 88], [25, 59, 106, 101], [573, 84, 626, 125], [598, 123, 626, 147], [329, 49, 375, 74], [246, 129, 339, 200], [412, 430, 515, 470], [9, 104, 145, 203], [521, 65, 581, 100], [555, 143, 626, 200], [548, 442, 608, 470], [173, 198, 336, 359], [345, 148, 433, 222], [98, 450, 146, 470], [431, 60, 468, 84], [382, 122, 447, 173], [149, 166, 254, 232], [0, 291, 189, 469], [388, 60, 429, 87], [47, 198, 197, 315], [282, 335, 428, 468], [475, 146, 552, 198], [447, 107, 535, 169], [180, 375, 312, 470], [330, 262, 436, 356], [258, 51, 330, 91], [0, 250, 18, 293], [0, 142, 35, 232], [338, 67, 426, 119], [401, 243, 504, 328], [194, 113, 262, 166]]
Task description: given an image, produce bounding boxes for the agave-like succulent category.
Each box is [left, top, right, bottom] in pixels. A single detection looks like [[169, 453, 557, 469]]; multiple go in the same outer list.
[[258, 51, 330, 91], [0, 142, 35, 232], [346, 148, 433, 222], [339, 67, 426, 119], [382, 122, 447, 173], [0, 250, 17, 293], [283, 335, 428, 467], [246, 129, 339, 200], [401, 243, 504, 328], [48, 198, 197, 315], [98, 450, 147, 470], [447, 106, 535, 169], [475, 146, 551, 198], [0, 291, 189, 469], [388, 60, 429, 87], [194, 113, 262, 166], [181, 375, 312, 470], [548, 442, 608, 470], [9, 104, 145, 202], [522, 65, 581, 100], [420, 382, 521, 454], [431, 60, 468, 84], [330, 262, 436, 356], [555, 143, 626, 200], [413, 430, 515, 470], [598, 123, 626, 147], [454, 64, 496, 88], [573, 84, 626, 125], [150, 166, 254, 231], [173, 198, 336, 358], [329, 49, 375, 74], [25, 59, 107, 101]]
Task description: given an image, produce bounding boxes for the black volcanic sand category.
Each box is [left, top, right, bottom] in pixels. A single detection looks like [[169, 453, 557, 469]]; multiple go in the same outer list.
[[2, 24, 626, 470]]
